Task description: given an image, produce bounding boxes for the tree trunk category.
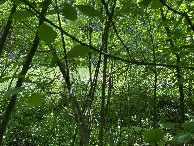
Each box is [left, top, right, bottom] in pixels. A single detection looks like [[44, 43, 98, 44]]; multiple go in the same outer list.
[[0, 7, 48, 145], [0, 5, 17, 58], [160, 8, 185, 124]]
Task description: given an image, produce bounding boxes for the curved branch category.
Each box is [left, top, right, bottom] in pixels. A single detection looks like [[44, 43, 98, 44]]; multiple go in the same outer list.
[[22, 0, 194, 70]]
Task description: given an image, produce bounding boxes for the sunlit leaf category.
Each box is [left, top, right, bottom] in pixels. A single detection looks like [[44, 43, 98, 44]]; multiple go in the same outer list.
[[144, 129, 164, 143], [77, 5, 102, 18], [62, 4, 77, 21], [28, 93, 43, 106], [12, 10, 32, 20], [4, 87, 25, 98], [174, 16, 183, 29], [172, 133, 191, 144], [68, 45, 90, 59], [38, 23, 57, 44]]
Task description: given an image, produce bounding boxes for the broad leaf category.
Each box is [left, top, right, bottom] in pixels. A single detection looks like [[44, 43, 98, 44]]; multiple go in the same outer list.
[[12, 10, 32, 20], [77, 5, 102, 18], [0, 0, 6, 5], [68, 45, 90, 59], [50, 56, 58, 67], [172, 133, 191, 144], [11, 0, 21, 5], [46, 9, 63, 15], [28, 93, 43, 106], [151, 0, 163, 9], [0, 75, 25, 83], [38, 23, 57, 44], [180, 45, 194, 49], [4, 87, 25, 98], [40, 0, 52, 8], [157, 141, 166, 146], [0, 77, 12, 83], [62, 4, 77, 21], [181, 121, 194, 132], [162, 122, 174, 129], [139, 0, 153, 7], [144, 129, 164, 143]]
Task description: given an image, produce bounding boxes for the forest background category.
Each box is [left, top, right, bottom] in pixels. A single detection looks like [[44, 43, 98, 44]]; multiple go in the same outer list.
[[0, 0, 194, 145]]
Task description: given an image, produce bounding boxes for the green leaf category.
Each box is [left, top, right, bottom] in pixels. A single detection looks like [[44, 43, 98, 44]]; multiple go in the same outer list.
[[0, 77, 12, 83], [121, 127, 130, 132], [4, 87, 25, 98], [157, 141, 166, 146], [181, 121, 194, 132], [50, 56, 58, 67], [77, 5, 102, 18], [62, 4, 77, 21], [28, 93, 43, 106], [151, 0, 163, 9], [0, 0, 6, 5], [172, 133, 191, 144], [11, 0, 22, 5], [170, 46, 180, 53], [0, 75, 25, 83], [38, 23, 57, 44], [139, 0, 153, 7], [144, 129, 164, 143], [40, 0, 52, 8], [180, 45, 194, 49], [162, 122, 174, 129], [12, 10, 32, 20], [174, 16, 183, 29], [13, 75, 26, 79], [46, 9, 63, 15], [68, 45, 90, 59]]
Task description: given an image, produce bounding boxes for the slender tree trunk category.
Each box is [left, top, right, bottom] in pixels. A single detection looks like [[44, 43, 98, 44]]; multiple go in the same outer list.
[[98, 28, 108, 145], [51, 46, 89, 146], [160, 8, 185, 124], [0, 5, 17, 58], [141, 11, 158, 128], [98, 0, 117, 144], [107, 59, 114, 146], [54, 1, 90, 144], [0, 7, 48, 144], [175, 54, 185, 123]]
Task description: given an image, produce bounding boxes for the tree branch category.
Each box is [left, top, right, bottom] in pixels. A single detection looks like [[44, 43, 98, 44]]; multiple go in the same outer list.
[[160, 0, 194, 32], [22, 0, 194, 70]]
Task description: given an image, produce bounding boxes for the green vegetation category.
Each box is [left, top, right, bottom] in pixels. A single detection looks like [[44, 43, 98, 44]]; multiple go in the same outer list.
[[0, 0, 194, 145]]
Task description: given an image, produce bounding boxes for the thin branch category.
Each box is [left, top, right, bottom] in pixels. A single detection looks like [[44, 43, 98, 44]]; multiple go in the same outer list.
[[160, 0, 194, 32], [101, 0, 133, 60], [22, 0, 194, 70]]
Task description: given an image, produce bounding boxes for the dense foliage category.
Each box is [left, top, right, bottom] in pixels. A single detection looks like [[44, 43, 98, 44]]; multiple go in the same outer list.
[[0, 0, 194, 145]]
